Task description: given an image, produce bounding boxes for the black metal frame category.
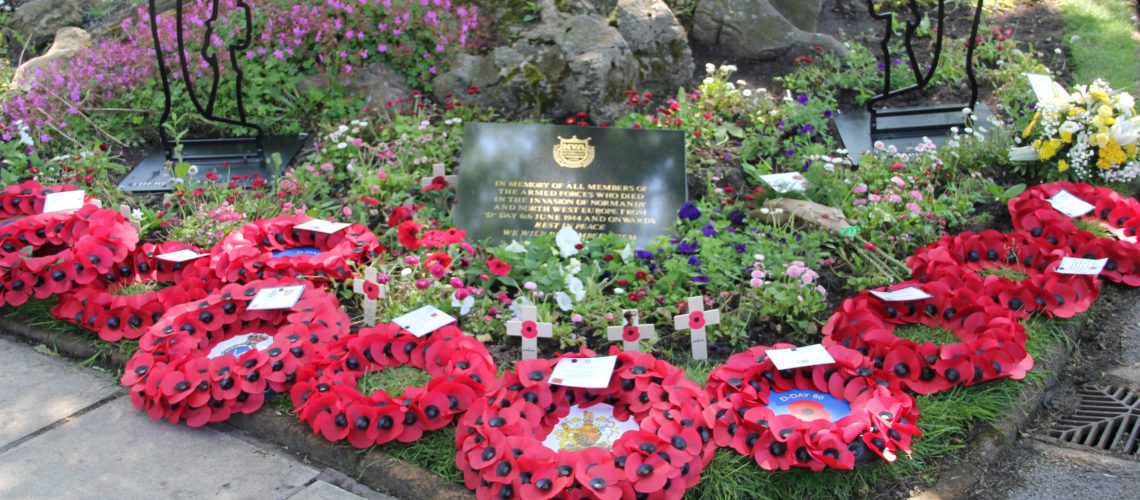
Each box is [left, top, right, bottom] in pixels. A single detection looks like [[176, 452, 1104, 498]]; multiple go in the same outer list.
[[864, 0, 985, 138], [148, 0, 265, 169]]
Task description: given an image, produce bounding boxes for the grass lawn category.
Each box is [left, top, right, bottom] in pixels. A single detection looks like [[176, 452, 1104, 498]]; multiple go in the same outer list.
[[1057, 0, 1140, 93]]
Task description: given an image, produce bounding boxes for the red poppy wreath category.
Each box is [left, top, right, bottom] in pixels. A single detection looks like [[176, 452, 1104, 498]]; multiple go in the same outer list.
[[704, 343, 920, 471], [1, 203, 138, 307], [455, 347, 715, 500], [0, 180, 79, 219], [290, 323, 496, 448], [822, 279, 1033, 395], [1009, 181, 1140, 285], [908, 230, 1099, 318], [120, 278, 350, 426], [210, 215, 383, 283], [52, 242, 223, 341]]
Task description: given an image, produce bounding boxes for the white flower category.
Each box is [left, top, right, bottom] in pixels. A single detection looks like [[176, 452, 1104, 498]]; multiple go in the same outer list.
[[1110, 117, 1140, 147], [451, 292, 475, 316], [566, 276, 586, 301], [555, 226, 581, 258], [504, 240, 527, 254], [186, 164, 199, 176], [1009, 146, 1039, 161], [705, 62, 715, 74], [620, 244, 634, 263], [563, 258, 581, 277], [873, 141, 886, 150], [336, 142, 347, 149], [554, 292, 573, 312], [614, 287, 625, 295], [1116, 93, 1136, 115], [131, 208, 143, 221], [702, 77, 715, 85], [1054, 47, 1063, 55], [742, 89, 752, 97]]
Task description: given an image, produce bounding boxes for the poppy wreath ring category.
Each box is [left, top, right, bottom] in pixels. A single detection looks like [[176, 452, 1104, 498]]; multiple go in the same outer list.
[[455, 347, 715, 500], [1, 201, 138, 307], [704, 343, 920, 471], [907, 230, 1099, 318], [1008, 181, 1140, 285], [52, 241, 223, 341], [290, 323, 497, 448], [822, 279, 1033, 395], [120, 278, 350, 426], [210, 215, 383, 283]]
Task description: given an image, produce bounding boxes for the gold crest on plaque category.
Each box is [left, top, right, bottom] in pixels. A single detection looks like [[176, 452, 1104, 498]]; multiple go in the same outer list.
[[552, 136, 595, 168]]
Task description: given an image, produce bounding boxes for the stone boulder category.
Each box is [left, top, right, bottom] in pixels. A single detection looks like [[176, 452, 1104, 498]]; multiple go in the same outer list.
[[613, 0, 694, 93], [5, 0, 84, 61], [432, 10, 638, 120], [302, 62, 414, 115], [691, 0, 845, 59], [11, 27, 93, 91]]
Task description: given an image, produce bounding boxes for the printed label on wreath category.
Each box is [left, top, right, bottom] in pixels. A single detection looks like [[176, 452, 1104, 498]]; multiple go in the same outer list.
[[271, 246, 323, 258], [1047, 189, 1095, 218], [156, 249, 207, 263], [548, 356, 617, 389], [768, 389, 851, 423], [393, 305, 456, 337], [294, 218, 351, 234], [42, 190, 85, 213], [767, 344, 836, 371], [1025, 73, 1058, 102], [208, 333, 273, 360], [246, 284, 306, 310], [759, 172, 808, 193], [870, 287, 933, 302], [541, 404, 639, 452], [1055, 257, 1108, 275]]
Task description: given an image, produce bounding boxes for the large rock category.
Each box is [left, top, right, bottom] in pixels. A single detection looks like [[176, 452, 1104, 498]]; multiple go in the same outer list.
[[11, 27, 93, 91], [432, 10, 638, 120], [5, 0, 84, 60], [691, 0, 845, 59], [614, 0, 694, 92], [302, 62, 414, 114]]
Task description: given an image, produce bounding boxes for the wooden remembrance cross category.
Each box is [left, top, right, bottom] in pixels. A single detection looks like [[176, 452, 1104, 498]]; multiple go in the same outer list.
[[606, 309, 656, 352], [505, 305, 553, 360], [673, 296, 720, 360], [420, 163, 458, 189], [352, 267, 386, 326]]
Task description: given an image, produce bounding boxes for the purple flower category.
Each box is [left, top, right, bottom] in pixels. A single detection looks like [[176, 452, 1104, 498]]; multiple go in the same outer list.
[[688, 255, 702, 266], [677, 240, 699, 255], [728, 209, 745, 225], [678, 201, 701, 221], [796, 94, 809, 105], [635, 249, 654, 260], [692, 275, 709, 284], [823, 110, 833, 119], [783, 149, 797, 156], [777, 120, 785, 130], [701, 222, 717, 237], [802, 159, 813, 172], [735, 243, 746, 253], [799, 124, 815, 135]]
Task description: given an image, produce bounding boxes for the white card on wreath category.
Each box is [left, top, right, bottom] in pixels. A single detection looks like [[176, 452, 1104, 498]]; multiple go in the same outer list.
[[1055, 257, 1108, 275], [294, 218, 351, 234], [393, 305, 456, 337], [870, 287, 933, 302], [42, 190, 85, 214], [760, 172, 808, 193], [156, 249, 207, 263], [246, 284, 306, 310], [1025, 73, 1058, 102], [1048, 189, 1095, 218], [768, 344, 836, 371], [548, 356, 618, 389]]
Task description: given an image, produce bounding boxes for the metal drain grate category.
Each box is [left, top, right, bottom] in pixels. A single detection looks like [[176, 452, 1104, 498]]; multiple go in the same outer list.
[[1048, 385, 1140, 456]]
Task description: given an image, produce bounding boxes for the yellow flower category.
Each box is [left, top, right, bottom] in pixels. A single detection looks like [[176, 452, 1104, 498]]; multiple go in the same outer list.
[[1098, 105, 1114, 117], [1058, 159, 1070, 172], [1022, 110, 1040, 139], [1093, 133, 1111, 148], [1061, 131, 1073, 143], [1038, 139, 1063, 160], [1090, 89, 1110, 104], [1100, 139, 1127, 164]]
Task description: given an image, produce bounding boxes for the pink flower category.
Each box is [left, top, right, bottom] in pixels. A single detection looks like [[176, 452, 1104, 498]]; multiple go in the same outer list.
[[449, 278, 464, 288], [853, 184, 868, 194], [910, 190, 923, 201], [320, 162, 334, 171], [868, 194, 881, 202], [341, 205, 353, 217], [890, 175, 906, 187], [404, 255, 421, 266], [571, 314, 583, 323], [906, 202, 922, 214], [888, 194, 903, 203], [415, 278, 431, 290]]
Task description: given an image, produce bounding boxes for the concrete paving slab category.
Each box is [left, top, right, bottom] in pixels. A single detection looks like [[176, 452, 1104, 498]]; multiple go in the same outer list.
[[308, 468, 399, 500], [0, 397, 320, 499], [288, 480, 365, 500], [0, 336, 120, 447], [999, 440, 1140, 500]]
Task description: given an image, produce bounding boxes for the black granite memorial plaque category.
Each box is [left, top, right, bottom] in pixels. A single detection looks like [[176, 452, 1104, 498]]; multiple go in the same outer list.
[[456, 123, 687, 245]]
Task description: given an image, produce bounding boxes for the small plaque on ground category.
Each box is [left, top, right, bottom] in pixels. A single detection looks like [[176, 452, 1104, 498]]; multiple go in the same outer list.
[[456, 123, 686, 245]]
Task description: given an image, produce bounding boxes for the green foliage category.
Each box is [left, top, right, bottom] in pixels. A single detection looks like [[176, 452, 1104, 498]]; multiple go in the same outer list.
[[357, 366, 434, 398]]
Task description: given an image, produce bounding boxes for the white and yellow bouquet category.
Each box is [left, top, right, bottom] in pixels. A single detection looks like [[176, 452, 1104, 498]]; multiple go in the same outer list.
[[1010, 79, 1139, 182]]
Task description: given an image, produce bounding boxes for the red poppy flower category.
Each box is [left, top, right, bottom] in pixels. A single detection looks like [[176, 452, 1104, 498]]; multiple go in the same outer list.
[[210, 216, 382, 284], [487, 257, 512, 277], [419, 228, 467, 248]]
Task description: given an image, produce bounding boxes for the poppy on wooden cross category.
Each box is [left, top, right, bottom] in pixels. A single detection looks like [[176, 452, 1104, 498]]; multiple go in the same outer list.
[[606, 309, 656, 352], [673, 296, 720, 360], [352, 267, 386, 326], [420, 163, 458, 189], [505, 304, 553, 360]]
